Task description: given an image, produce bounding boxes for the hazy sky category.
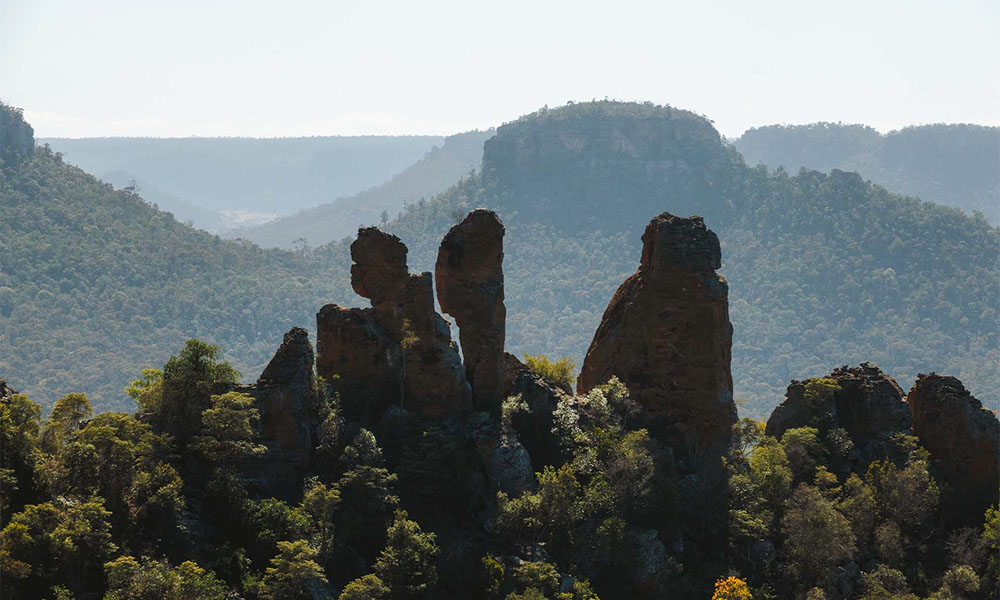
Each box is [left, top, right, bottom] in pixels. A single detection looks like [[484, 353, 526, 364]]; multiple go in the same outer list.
[[2, 0, 998, 138]]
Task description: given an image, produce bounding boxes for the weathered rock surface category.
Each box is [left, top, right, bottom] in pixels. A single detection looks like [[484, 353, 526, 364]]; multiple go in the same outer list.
[[252, 328, 318, 499], [436, 209, 506, 414], [907, 373, 999, 520], [257, 327, 316, 461], [766, 363, 912, 471], [502, 352, 570, 470], [577, 212, 736, 454], [316, 227, 471, 420]]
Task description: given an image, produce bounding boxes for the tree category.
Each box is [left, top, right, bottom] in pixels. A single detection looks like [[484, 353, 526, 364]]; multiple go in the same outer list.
[[374, 510, 440, 599], [42, 393, 92, 450], [712, 576, 752, 600], [191, 391, 266, 472], [104, 555, 227, 600], [781, 484, 856, 590], [259, 539, 327, 600], [524, 354, 577, 390], [1, 392, 42, 514], [340, 574, 389, 600]]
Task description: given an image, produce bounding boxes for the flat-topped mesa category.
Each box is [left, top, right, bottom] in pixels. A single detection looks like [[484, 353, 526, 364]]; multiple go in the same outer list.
[[766, 363, 912, 472], [907, 374, 999, 522], [317, 227, 471, 421], [578, 212, 735, 456], [436, 209, 506, 414]]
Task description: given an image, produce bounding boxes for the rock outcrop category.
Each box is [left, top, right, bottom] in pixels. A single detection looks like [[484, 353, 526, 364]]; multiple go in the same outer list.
[[766, 363, 912, 472], [1, 104, 34, 165], [907, 374, 999, 521], [253, 327, 318, 498], [502, 352, 571, 470], [436, 209, 506, 414], [316, 227, 471, 421], [257, 327, 316, 462], [577, 213, 736, 455]]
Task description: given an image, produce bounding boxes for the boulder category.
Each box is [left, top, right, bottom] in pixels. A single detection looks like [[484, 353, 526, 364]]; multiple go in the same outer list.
[[436, 209, 507, 414], [907, 373, 999, 521], [766, 363, 912, 471], [577, 212, 736, 455]]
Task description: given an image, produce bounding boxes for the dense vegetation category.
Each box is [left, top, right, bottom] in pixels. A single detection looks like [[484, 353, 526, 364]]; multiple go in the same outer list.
[[3, 102, 998, 419], [2, 344, 995, 599], [42, 134, 443, 230], [1, 104, 356, 411], [230, 130, 492, 249], [383, 103, 999, 417], [734, 123, 1000, 222]]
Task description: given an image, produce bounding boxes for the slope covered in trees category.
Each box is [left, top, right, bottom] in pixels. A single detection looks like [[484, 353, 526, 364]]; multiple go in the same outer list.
[[734, 123, 1000, 222], [3, 102, 998, 418], [41, 134, 443, 230], [229, 129, 493, 249], [1, 104, 357, 412], [381, 103, 999, 417]]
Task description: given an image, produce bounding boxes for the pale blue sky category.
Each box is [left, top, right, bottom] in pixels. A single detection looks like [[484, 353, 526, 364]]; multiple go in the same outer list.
[[2, 0, 997, 138]]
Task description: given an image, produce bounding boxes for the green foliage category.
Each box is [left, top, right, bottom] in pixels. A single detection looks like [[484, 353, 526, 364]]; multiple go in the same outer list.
[[103, 555, 228, 600], [258, 539, 327, 600], [524, 354, 577, 390], [42, 393, 92, 450], [1, 392, 42, 514], [339, 574, 390, 600], [191, 391, 266, 470], [373, 510, 440, 599], [781, 484, 856, 590]]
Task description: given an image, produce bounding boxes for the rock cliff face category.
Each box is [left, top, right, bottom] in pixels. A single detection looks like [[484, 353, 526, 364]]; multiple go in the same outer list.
[[907, 374, 999, 521], [502, 352, 571, 470], [257, 327, 316, 460], [0, 104, 34, 165], [766, 363, 912, 471], [253, 327, 318, 498], [577, 213, 736, 455], [436, 209, 506, 414], [316, 227, 471, 420]]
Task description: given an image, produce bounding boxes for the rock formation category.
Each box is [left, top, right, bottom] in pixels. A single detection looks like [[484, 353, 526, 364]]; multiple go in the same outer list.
[[766, 363, 912, 472], [252, 327, 318, 498], [436, 209, 506, 414], [502, 352, 572, 470], [316, 227, 471, 420], [577, 212, 736, 455], [257, 327, 316, 462], [907, 374, 999, 521]]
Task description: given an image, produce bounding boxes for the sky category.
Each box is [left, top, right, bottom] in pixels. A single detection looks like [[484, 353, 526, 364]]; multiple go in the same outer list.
[[1, 0, 998, 139]]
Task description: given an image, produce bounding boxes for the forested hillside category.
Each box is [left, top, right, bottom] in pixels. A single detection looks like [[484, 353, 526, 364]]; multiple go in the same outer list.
[[734, 123, 1000, 221], [1, 104, 357, 411], [381, 103, 999, 417], [230, 130, 492, 249], [41, 134, 443, 230], [4, 102, 998, 418]]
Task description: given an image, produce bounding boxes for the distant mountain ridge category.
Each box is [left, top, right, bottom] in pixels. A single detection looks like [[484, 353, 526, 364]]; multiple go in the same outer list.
[[227, 129, 493, 248], [40, 134, 444, 231], [4, 102, 997, 419], [734, 122, 1000, 221]]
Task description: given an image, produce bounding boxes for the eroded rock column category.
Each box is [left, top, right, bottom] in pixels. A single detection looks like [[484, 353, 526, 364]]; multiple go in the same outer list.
[[436, 209, 506, 413], [578, 212, 736, 454]]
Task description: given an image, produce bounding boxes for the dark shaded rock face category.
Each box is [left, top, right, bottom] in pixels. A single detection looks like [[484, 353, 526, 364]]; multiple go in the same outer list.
[[577, 213, 736, 455], [907, 374, 999, 521], [257, 327, 316, 458], [316, 228, 471, 420], [436, 209, 506, 414], [766, 363, 912, 471], [253, 328, 318, 499], [0, 378, 14, 399], [502, 352, 571, 470]]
